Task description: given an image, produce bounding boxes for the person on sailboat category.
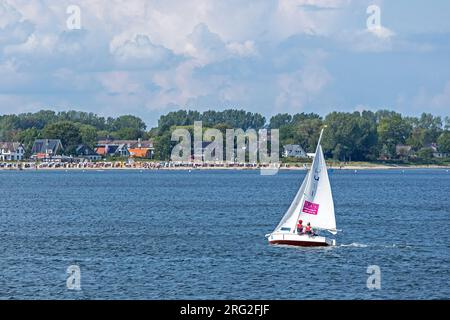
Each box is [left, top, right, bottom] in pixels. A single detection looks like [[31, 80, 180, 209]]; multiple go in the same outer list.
[[305, 223, 316, 236], [296, 220, 304, 234]]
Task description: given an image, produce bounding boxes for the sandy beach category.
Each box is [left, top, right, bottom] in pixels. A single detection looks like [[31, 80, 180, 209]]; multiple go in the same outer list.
[[1, 161, 449, 171]]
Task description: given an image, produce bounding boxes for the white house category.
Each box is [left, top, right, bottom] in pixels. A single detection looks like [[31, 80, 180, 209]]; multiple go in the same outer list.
[[0, 142, 25, 161], [283, 144, 308, 158], [396, 144, 414, 158], [427, 143, 449, 158]]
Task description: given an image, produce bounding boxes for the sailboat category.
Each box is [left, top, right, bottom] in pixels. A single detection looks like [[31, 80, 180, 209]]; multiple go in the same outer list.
[[266, 127, 338, 247]]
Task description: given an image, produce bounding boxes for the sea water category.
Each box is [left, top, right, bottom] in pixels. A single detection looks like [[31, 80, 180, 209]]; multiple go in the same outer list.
[[0, 169, 448, 299]]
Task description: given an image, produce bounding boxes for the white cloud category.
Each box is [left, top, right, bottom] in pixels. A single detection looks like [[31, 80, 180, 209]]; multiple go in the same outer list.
[[0, 0, 34, 47], [396, 81, 450, 116], [431, 81, 450, 110], [297, 0, 350, 9], [0, 0, 22, 28], [185, 23, 259, 63], [97, 71, 142, 96], [368, 26, 395, 39], [0, 0, 449, 122], [186, 23, 227, 64], [275, 64, 332, 113], [338, 29, 394, 53], [226, 40, 257, 57], [111, 34, 180, 69]]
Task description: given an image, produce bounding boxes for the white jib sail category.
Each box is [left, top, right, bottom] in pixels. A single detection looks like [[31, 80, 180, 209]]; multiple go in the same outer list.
[[273, 128, 336, 234], [273, 172, 308, 233]]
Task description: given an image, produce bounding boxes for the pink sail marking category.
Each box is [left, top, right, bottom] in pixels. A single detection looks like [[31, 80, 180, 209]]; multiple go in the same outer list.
[[302, 200, 319, 215]]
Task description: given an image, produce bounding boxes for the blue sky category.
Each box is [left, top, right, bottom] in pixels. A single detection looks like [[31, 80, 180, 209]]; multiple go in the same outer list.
[[0, 0, 449, 126]]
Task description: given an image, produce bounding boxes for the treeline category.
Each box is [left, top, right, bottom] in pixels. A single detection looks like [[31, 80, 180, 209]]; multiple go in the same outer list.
[[149, 110, 267, 159], [150, 109, 450, 161], [320, 110, 449, 161], [1, 109, 449, 161], [0, 110, 148, 155]]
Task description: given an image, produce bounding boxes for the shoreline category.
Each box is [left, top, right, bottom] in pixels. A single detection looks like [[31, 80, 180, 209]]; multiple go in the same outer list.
[[1, 162, 449, 171]]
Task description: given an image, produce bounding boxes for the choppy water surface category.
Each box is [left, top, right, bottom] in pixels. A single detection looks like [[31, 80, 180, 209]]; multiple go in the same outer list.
[[0, 169, 449, 299]]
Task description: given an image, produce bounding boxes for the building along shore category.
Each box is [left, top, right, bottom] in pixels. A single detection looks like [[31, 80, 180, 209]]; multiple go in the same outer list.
[[1, 161, 449, 171]]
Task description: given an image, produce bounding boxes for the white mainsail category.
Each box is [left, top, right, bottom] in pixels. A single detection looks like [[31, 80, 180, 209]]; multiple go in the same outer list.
[[273, 128, 337, 235]]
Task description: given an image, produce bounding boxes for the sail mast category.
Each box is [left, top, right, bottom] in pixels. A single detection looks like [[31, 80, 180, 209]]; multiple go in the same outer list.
[[316, 127, 326, 153]]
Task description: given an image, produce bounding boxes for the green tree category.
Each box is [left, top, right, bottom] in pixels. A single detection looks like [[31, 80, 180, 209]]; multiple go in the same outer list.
[[291, 112, 321, 124], [153, 130, 173, 160], [17, 110, 58, 130], [158, 110, 201, 132], [269, 113, 292, 129], [437, 131, 450, 153], [375, 110, 399, 122], [78, 124, 98, 148], [293, 118, 323, 152], [113, 127, 144, 140], [58, 111, 107, 130], [96, 130, 111, 140], [417, 147, 433, 160], [377, 113, 411, 159], [42, 121, 82, 155], [404, 116, 419, 129], [157, 109, 266, 134], [445, 117, 450, 130], [17, 128, 42, 157], [111, 115, 146, 132], [278, 124, 296, 146], [406, 127, 434, 151], [322, 112, 377, 161], [213, 123, 233, 132], [416, 113, 443, 144], [206, 109, 265, 130], [268, 113, 320, 150], [0, 114, 20, 140]]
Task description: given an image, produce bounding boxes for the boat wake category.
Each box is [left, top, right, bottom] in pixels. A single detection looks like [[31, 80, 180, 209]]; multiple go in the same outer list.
[[338, 243, 413, 249], [381, 243, 413, 249], [339, 242, 368, 248]]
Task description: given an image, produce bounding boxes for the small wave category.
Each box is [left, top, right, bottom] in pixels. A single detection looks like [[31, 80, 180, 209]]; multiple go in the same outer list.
[[339, 242, 368, 248], [382, 243, 413, 249]]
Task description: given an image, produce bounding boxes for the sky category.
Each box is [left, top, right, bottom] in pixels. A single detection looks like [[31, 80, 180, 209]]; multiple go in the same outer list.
[[0, 0, 449, 126]]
